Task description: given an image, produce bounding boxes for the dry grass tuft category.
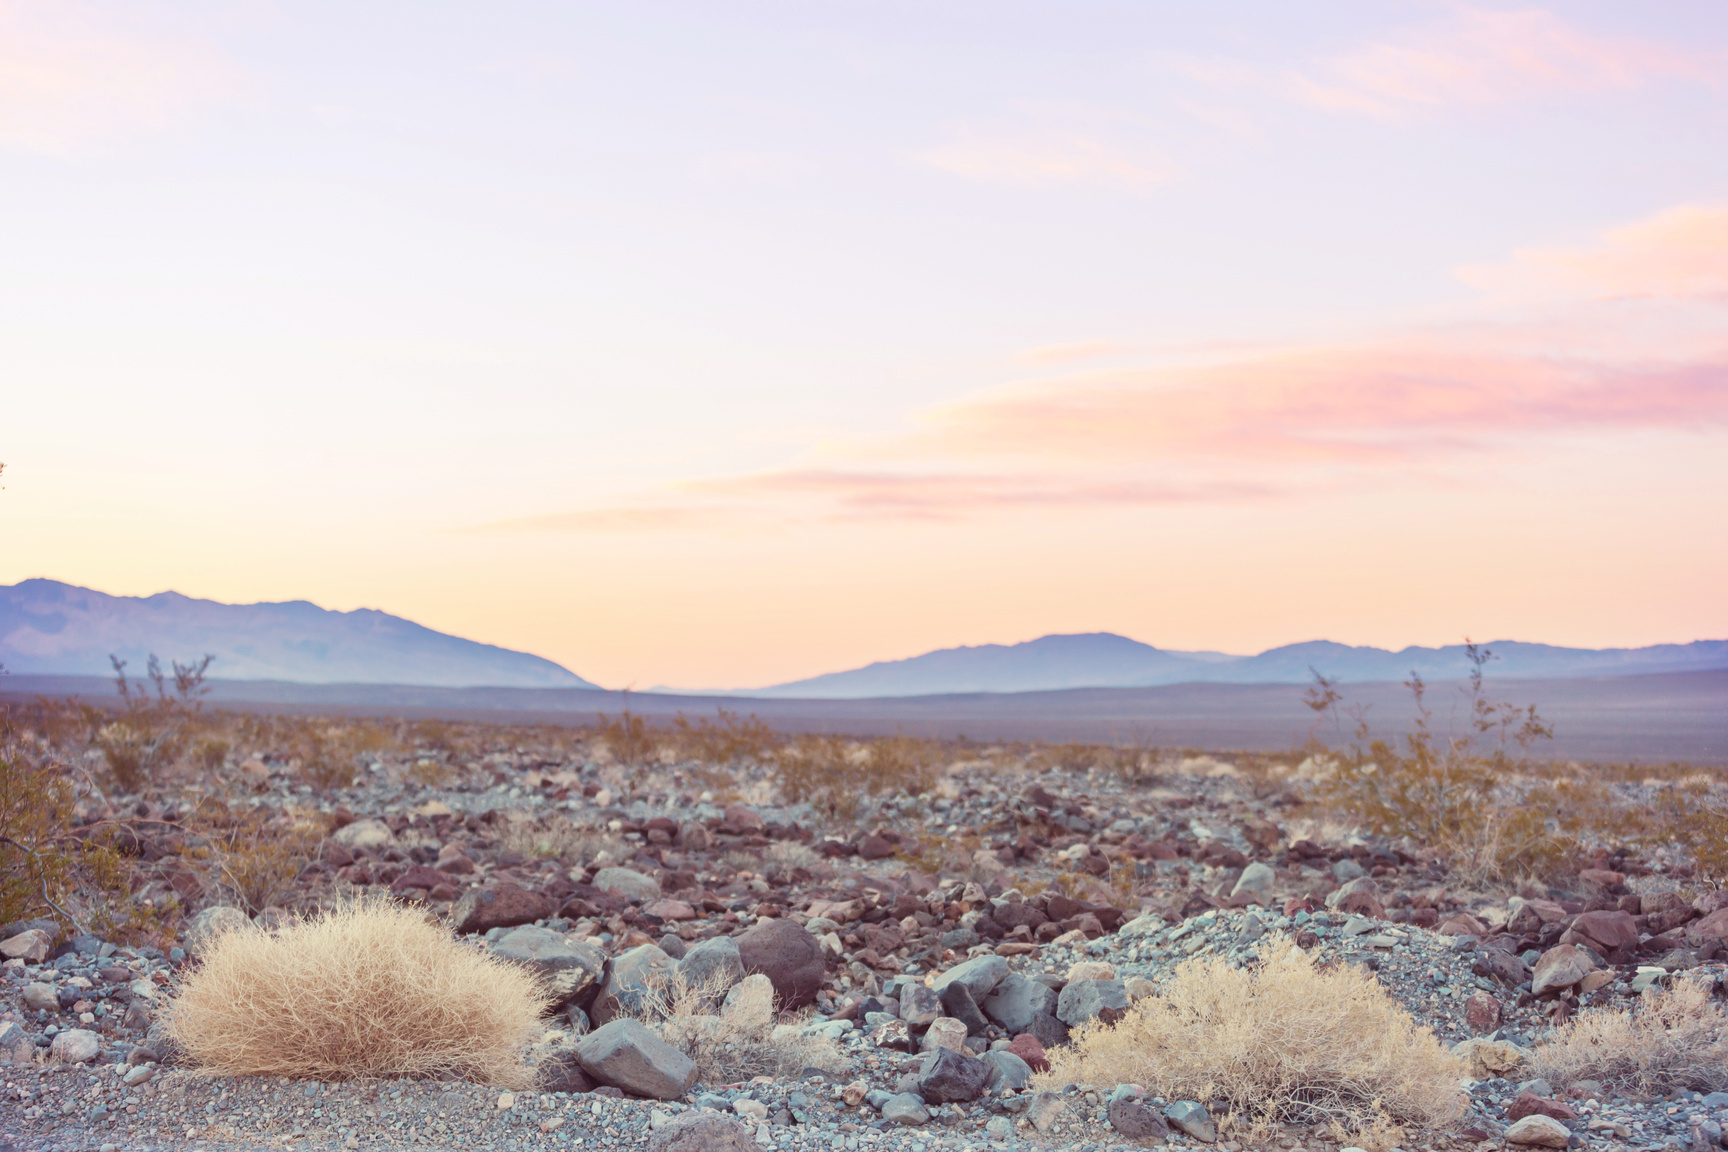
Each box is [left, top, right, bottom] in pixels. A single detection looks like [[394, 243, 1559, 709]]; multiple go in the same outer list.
[[501, 815, 620, 865], [167, 897, 551, 1087], [631, 968, 847, 1084], [1533, 978, 1728, 1097], [1036, 939, 1464, 1145]]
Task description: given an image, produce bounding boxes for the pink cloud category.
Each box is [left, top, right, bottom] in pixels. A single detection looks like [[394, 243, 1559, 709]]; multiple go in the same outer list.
[[482, 201, 1728, 532], [916, 105, 1174, 189]]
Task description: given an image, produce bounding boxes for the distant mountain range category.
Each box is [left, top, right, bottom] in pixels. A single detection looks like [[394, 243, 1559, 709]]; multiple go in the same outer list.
[[740, 632, 1728, 698], [0, 580, 595, 689]]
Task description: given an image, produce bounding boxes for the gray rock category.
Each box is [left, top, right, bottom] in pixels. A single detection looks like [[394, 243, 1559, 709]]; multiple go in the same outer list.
[[1056, 978, 1130, 1027], [930, 954, 1009, 1000], [985, 1049, 1033, 1092], [1503, 1115, 1570, 1147], [899, 984, 942, 1027], [593, 867, 661, 903], [881, 1093, 930, 1126], [491, 926, 606, 1006], [537, 1049, 596, 1093], [1164, 1100, 1217, 1142], [647, 1110, 756, 1152], [1703, 1092, 1728, 1109], [1109, 1098, 1170, 1140], [183, 906, 251, 958], [574, 1019, 698, 1100], [1026, 1091, 1066, 1133], [49, 1028, 100, 1064], [679, 936, 747, 996], [1332, 858, 1367, 882], [1230, 861, 1276, 905], [1025, 1010, 1070, 1050], [984, 1115, 1014, 1141], [21, 982, 57, 1012], [916, 1046, 993, 1103], [981, 972, 1058, 1034], [591, 944, 677, 1025], [939, 981, 990, 1036]]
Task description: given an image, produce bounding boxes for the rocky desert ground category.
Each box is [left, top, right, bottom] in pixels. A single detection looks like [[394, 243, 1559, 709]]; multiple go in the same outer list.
[[3, 710, 1727, 1152]]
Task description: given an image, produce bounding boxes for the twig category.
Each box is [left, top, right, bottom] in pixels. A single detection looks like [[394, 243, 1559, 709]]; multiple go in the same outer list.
[[0, 833, 90, 937]]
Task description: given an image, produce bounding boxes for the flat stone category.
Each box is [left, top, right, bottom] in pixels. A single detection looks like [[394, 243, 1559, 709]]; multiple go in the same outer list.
[[332, 818, 395, 850], [1026, 1091, 1066, 1133], [0, 928, 51, 963], [490, 926, 606, 1006], [49, 1028, 101, 1064], [1108, 1098, 1170, 1140], [880, 1093, 930, 1126], [1056, 978, 1129, 1027], [1504, 1114, 1571, 1147], [930, 953, 1009, 1000], [1164, 1100, 1217, 1142], [0, 1021, 32, 1062], [451, 883, 553, 935], [593, 868, 662, 903], [575, 1018, 698, 1100]]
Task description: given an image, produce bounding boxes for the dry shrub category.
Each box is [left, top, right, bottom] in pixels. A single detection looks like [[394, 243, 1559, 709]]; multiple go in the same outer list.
[[167, 897, 551, 1087], [773, 735, 938, 820], [185, 800, 323, 915], [631, 968, 847, 1083], [501, 815, 619, 864], [1533, 978, 1728, 1097], [766, 840, 821, 871], [1037, 940, 1464, 1145], [671, 709, 779, 766], [594, 710, 656, 765]]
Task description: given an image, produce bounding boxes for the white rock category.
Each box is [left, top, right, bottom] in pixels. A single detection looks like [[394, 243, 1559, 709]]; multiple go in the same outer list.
[[332, 819, 396, 850], [920, 1016, 968, 1054], [591, 867, 661, 902], [50, 1028, 100, 1064], [1504, 1115, 1571, 1147]]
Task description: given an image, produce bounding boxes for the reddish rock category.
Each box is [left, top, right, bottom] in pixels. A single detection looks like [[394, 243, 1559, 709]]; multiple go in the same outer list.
[[1577, 869, 1625, 894], [1562, 910, 1639, 958], [450, 882, 553, 934], [1506, 1093, 1578, 1122], [1437, 914, 1488, 937], [1464, 992, 1502, 1033], [644, 899, 697, 921], [1006, 1033, 1048, 1073], [1688, 908, 1728, 943], [436, 852, 476, 875], [390, 864, 449, 893], [857, 834, 896, 861], [1694, 890, 1728, 917], [737, 916, 826, 1008], [319, 840, 354, 868], [722, 804, 765, 834]]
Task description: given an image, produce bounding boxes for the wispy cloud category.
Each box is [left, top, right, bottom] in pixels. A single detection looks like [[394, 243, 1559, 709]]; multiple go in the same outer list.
[[0, 0, 234, 154], [1171, 5, 1713, 121], [1459, 203, 1728, 301], [477, 201, 1728, 532], [917, 104, 1173, 189]]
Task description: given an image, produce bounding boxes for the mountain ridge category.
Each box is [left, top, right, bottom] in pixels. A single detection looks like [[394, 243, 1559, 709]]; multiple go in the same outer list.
[[0, 579, 595, 689]]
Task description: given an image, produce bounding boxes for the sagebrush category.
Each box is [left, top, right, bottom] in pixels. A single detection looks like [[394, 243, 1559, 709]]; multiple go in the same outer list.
[[167, 898, 551, 1087], [1036, 939, 1464, 1145]]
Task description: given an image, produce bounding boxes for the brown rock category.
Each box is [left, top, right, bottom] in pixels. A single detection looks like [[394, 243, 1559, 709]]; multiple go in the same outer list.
[[722, 804, 765, 834], [1577, 869, 1625, 894], [389, 864, 449, 893], [1531, 944, 1594, 996], [1506, 1093, 1578, 1122], [1561, 910, 1639, 958], [450, 883, 553, 934], [644, 900, 697, 921], [1464, 992, 1502, 1033], [857, 834, 895, 861], [1437, 914, 1488, 937], [1005, 1032, 1048, 1073], [1693, 890, 1728, 917], [737, 916, 825, 1008], [1689, 908, 1728, 943]]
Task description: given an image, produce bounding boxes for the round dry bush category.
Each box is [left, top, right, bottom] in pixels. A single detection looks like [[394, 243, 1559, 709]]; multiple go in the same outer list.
[[1037, 938, 1465, 1145], [166, 898, 551, 1087]]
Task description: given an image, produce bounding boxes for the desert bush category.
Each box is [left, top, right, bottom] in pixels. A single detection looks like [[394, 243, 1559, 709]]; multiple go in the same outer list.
[[185, 799, 323, 914], [630, 967, 846, 1083], [167, 897, 550, 1086], [670, 709, 779, 766], [1307, 644, 1566, 883], [96, 653, 215, 791], [772, 734, 938, 820], [766, 839, 821, 871], [595, 709, 655, 765], [501, 815, 619, 864], [1037, 939, 1464, 1145], [1532, 978, 1728, 1097]]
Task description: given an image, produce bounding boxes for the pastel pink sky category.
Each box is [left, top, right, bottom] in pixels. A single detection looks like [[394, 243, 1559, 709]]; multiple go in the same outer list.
[[4, 1, 1726, 688]]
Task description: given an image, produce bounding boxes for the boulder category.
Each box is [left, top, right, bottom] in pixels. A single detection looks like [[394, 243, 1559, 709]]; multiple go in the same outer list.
[[1108, 1098, 1170, 1140], [1504, 1115, 1571, 1147], [184, 906, 252, 958], [736, 917, 825, 1009], [929, 954, 1009, 1000], [575, 1019, 697, 1100], [985, 1049, 1034, 1092], [491, 927, 606, 1006], [1561, 911, 1639, 959], [0, 1021, 33, 1063], [1688, 908, 1728, 944], [451, 884, 553, 935], [49, 1028, 100, 1064], [1056, 978, 1130, 1027], [981, 972, 1058, 1034], [537, 1049, 597, 1093], [1229, 861, 1276, 905], [679, 936, 746, 996], [1024, 1010, 1070, 1050], [0, 929, 51, 963], [881, 1093, 930, 1126], [1163, 1100, 1217, 1143], [1530, 944, 1595, 997], [593, 868, 662, 903], [915, 1046, 993, 1103], [591, 944, 676, 1025], [938, 982, 990, 1036], [647, 1111, 756, 1152]]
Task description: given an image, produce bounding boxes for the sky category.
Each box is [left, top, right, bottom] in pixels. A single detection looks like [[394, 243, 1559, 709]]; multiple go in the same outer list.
[[3, 0, 1727, 690]]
